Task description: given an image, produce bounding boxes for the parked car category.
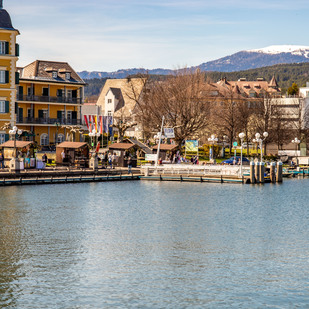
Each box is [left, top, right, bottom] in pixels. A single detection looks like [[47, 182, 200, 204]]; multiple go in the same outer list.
[[222, 156, 250, 165]]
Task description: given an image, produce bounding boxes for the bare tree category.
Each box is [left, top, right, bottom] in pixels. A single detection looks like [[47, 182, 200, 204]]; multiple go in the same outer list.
[[132, 69, 212, 147]]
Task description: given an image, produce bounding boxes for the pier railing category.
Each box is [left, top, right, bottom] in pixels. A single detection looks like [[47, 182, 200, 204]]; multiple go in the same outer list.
[[141, 164, 248, 178]]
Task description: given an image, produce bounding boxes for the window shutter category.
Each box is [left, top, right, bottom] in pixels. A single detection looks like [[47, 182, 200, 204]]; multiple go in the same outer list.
[[15, 102, 18, 114], [57, 111, 62, 119], [5, 71, 9, 83], [38, 110, 43, 118], [15, 44, 19, 57], [5, 42, 9, 55], [5, 101, 9, 113], [72, 111, 77, 119], [15, 72, 19, 84], [5, 134, 9, 142]]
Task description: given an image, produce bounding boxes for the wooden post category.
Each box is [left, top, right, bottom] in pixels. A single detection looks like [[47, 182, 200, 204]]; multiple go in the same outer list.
[[276, 161, 283, 183], [250, 161, 255, 184], [255, 161, 260, 184], [270, 162, 276, 183], [259, 162, 265, 183]]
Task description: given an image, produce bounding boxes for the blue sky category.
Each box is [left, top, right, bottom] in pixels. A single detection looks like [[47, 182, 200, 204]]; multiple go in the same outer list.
[[5, 0, 309, 72]]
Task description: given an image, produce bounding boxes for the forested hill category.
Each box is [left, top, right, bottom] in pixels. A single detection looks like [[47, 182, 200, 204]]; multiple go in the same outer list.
[[84, 62, 309, 100]]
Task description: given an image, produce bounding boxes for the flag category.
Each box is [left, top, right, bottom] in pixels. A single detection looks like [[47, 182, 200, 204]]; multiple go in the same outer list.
[[84, 115, 89, 130], [95, 142, 100, 153]]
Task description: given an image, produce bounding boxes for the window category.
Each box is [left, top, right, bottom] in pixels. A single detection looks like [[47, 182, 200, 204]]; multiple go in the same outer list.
[[0, 134, 5, 144], [107, 111, 112, 116], [52, 71, 58, 78], [0, 41, 8, 54], [0, 101, 5, 113], [42, 88, 49, 96], [57, 134, 65, 144], [0, 101, 9, 113], [67, 111, 72, 122], [0, 70, 7, 83], [108, 99, 112, 104], [40, 134, 49, 146], [65, 73, 71, 80]]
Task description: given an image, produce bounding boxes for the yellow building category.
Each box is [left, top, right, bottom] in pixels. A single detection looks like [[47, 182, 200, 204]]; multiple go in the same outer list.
[[0, 1, 20, 144], [17, 60, 86, 147]]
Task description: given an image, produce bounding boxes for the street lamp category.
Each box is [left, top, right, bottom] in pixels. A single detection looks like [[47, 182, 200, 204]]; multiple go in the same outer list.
[[208, 134, 218, 160], [291, 137, 300, 157], [9, 126, 23, 172], [252, 132, 268, 162], [238, 132, 245, 176]]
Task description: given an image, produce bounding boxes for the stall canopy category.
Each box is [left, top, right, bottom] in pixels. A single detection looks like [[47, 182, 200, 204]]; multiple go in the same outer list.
[[0, 141, 34, 148]]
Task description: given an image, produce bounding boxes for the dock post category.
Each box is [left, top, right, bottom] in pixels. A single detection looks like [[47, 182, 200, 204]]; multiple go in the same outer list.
[[144, 167, 149, 176], [276, 161, 283, 183], [259, 162, 265, 183], [255, 161, 260, 183], [250, 161, 255, 184], [270, 162, 276, 183]]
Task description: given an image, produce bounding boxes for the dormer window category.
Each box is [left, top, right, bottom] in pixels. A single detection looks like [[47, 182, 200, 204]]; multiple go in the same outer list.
[[65, 72, 71, 80], [52, 71, 58, 78]]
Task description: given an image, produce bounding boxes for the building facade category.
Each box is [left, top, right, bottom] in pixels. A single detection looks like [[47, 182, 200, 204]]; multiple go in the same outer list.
[[16, 60, 86, 146], [0, 2, 19, 144]]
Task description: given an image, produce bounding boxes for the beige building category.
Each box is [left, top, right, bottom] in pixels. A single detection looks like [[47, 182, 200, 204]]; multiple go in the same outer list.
[[95, 77, 146, 138]]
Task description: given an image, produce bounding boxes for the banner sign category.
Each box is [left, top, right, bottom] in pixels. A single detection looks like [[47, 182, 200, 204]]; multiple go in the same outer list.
[[145, 154, 158, 161], [185, 140, 198, 152], [164, 128, 175, 139]]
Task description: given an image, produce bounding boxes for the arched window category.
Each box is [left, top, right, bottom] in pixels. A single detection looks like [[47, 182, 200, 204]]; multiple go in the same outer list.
[[57, 133, 64, 144], [40, 133, 49, 146]]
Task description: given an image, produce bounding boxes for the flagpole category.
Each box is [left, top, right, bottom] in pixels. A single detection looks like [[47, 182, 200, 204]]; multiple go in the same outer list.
[[155, 116, 165, 169]]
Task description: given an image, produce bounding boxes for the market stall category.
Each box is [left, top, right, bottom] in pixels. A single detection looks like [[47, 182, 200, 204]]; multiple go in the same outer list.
[[152, 144, 178, 162], [0, 141, 35, 169], [108, 143, 139, 167], [56, 142, 89, 167]]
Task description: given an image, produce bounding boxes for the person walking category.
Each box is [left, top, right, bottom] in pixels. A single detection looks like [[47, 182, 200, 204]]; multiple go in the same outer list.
[[127, 156, 132, 174], [0, 151, 4, 169], [61, 150, 65, 162], [42, 153, 48, 168]]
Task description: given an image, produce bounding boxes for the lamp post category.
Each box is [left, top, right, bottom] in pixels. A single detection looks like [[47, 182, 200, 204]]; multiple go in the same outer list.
[[207, 134, 218, 161], [291, 137, 300, 157], [252, 132, 268, 162], [238, 132, 245, 176], [9, 126, 23, 172], [54, 122, 60, 146]]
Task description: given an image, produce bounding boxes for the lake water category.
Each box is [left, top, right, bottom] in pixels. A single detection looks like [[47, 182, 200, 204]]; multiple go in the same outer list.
[[0, 178, 309, 308]]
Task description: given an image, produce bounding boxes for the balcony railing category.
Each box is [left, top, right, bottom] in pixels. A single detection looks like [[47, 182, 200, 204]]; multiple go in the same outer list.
[[16, 117, 81, 125], [17, 94, 82, 104]]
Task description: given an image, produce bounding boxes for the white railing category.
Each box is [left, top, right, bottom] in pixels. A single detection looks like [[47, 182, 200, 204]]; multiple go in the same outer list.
[[141, 164, 249, 178]]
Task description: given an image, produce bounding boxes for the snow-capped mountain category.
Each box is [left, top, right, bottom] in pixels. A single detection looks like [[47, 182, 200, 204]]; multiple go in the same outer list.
[[78, 45, 309, 79], [248, 45, 309, 57]]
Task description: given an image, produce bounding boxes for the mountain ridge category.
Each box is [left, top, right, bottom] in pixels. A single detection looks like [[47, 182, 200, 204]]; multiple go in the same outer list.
[[79, 45, 309, 80]]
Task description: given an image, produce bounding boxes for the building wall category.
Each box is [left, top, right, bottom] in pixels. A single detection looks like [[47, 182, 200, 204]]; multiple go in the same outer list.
[[0, 28, 19, 143]]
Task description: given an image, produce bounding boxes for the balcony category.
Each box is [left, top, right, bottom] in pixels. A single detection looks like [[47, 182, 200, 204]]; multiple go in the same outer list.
[[17, 94, 82, 104], [16, 117, 81, 125]]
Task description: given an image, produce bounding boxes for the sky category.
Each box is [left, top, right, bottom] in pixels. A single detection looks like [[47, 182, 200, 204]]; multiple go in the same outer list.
[[5, 0, 309, 72]]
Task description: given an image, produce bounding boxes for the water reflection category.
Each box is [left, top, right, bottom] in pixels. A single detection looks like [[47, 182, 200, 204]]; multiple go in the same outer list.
[[0, 179, 309, 308]]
